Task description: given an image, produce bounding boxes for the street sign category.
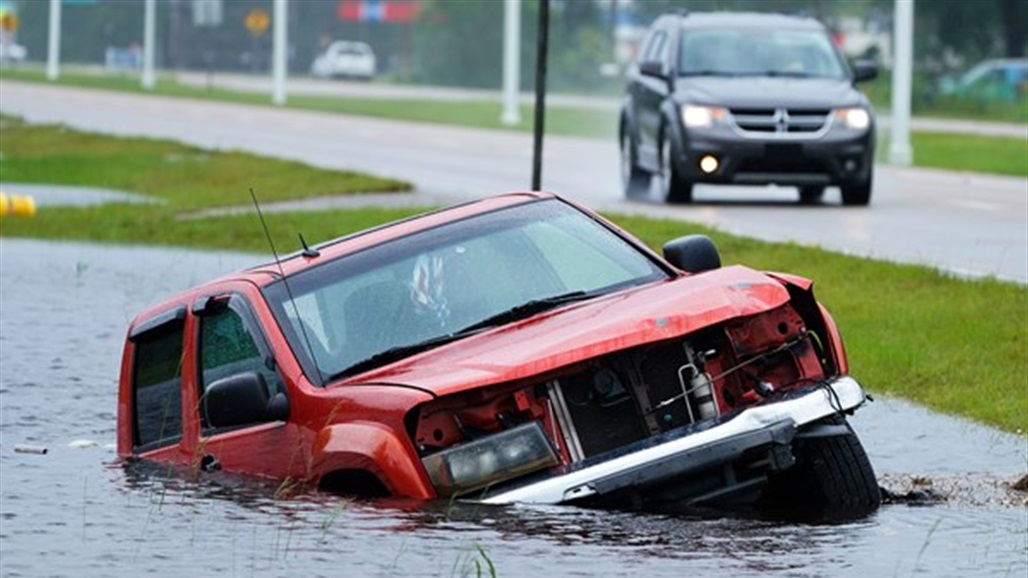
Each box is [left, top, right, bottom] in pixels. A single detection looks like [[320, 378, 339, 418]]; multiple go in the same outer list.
[[0, 12, 17, 33], [245, 8, 269, 37]]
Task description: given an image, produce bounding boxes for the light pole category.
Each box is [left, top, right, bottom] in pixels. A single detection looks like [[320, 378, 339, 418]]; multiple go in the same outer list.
[[142, 0, 156, 90], [501, 0, 521, 126], [889, 0, 914, 165], [46, 0, 60, 81], [272, 0, 288, 105]]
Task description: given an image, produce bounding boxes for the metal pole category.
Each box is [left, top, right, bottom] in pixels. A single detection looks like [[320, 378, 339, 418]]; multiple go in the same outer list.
[[889, 0, 914, 165], [501, 0, 521, 126], [141, 0, 156, 90], [272, 0, 288, 106], [46, 0, 61, 81], [530, 0, 549, 191]]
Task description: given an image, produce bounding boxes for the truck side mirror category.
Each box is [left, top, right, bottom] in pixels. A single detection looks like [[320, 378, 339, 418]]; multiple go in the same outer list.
[[663, 234, 721, 273], [203, 371, 289, 428]]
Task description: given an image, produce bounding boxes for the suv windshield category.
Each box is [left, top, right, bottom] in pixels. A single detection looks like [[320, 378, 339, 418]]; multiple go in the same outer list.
[[264, 199, 669, 383], [679, 28, 846, 79]]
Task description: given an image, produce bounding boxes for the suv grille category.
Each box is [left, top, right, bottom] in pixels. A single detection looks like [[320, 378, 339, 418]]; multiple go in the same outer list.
[[728, 108, 832, 139]]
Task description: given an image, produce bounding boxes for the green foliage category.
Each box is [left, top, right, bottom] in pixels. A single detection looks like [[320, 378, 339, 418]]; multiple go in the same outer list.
[[410, 1, 505, 88]]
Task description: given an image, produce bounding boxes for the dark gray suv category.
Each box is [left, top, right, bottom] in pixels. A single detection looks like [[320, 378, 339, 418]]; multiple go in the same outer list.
[[620, 12, 878, 206]]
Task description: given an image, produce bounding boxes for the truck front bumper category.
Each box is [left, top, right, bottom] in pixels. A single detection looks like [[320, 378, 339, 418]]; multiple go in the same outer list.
[[478, 376, 868, 507]]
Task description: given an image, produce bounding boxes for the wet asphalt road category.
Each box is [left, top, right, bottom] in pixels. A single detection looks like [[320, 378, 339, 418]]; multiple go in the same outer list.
[[0, 80, 1025, 283]]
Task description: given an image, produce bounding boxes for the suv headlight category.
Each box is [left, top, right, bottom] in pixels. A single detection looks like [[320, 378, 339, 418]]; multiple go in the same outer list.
[[836, 107, 871, 130], [681, 104, 727, 128], [421, 421, 559, 497]]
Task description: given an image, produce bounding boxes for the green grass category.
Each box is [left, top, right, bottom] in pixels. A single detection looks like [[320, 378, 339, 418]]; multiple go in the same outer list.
[[910, 132, 1028, 176], [1, 117, 1025, 435]]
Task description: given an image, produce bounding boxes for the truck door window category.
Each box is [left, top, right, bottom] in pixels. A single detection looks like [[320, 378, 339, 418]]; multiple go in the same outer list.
[[132, 320, 185, 451], [197, 296, 284, 431]]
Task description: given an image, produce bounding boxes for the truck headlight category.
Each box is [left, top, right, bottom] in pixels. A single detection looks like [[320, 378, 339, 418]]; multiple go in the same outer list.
[[836, 107, 871, 130], [681, 105, 727, 128], [421, 421, 559, 497]]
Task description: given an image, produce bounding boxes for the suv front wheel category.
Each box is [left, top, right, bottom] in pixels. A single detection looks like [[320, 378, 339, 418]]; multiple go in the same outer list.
[[620, 131, 651, 198], [841, 167, 873, 206], [660, 134, 693, 204]]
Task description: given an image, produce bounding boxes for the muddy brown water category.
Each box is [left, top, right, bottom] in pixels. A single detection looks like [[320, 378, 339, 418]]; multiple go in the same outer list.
[[1, 239, 1025, 577]]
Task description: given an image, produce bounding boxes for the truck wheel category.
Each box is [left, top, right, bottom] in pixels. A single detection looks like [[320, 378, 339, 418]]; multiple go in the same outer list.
[[763, 415, 880, 519], [659, 135, 693, 204], [620, 131, 651, 198]]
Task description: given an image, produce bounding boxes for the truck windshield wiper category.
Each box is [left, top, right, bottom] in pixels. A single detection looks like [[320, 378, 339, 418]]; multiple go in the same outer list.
[[328, 291, 597, 381], [329, 330, 480, 381], [456, 290, 595, 335]]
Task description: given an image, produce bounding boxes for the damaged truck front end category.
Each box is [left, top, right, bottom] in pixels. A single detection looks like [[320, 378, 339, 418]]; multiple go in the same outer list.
[[406, 251, 878, 517]]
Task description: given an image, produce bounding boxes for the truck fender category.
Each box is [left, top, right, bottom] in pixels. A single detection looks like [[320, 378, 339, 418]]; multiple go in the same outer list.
[[310, 421, 435, 499]]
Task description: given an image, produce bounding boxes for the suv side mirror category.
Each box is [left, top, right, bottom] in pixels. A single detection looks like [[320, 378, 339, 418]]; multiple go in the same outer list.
[[663, 235, 721, 273], [852, 60, 878, 83], [203, 371, 289, 428], [639, 60, 667, 80]]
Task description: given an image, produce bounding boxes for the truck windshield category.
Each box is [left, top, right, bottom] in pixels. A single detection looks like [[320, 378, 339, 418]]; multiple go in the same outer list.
[[263, 199, 669, 384]]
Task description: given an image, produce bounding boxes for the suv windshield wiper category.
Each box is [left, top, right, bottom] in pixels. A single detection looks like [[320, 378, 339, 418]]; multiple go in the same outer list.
[[679, 69, 740, 77]]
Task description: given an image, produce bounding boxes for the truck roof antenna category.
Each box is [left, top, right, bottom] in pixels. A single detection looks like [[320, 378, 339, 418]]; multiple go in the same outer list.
[[249, 188, 326, 385]]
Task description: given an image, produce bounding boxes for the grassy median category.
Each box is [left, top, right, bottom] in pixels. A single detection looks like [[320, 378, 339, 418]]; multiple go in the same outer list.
[[1, 117, 1025, 434]]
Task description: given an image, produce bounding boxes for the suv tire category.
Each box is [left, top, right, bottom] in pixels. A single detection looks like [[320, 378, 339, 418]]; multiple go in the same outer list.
[[620, 131, 651, 198], [841, 168, 873, 206], [659, 134, 693, 204]]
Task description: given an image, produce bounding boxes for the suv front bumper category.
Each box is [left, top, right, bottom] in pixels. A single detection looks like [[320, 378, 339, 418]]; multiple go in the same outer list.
[[478, 376, 868, 508], [674, 128, 874, 188]]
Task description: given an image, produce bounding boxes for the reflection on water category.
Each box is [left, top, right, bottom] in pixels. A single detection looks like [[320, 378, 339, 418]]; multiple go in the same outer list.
[[1, 239, 1025, 577]]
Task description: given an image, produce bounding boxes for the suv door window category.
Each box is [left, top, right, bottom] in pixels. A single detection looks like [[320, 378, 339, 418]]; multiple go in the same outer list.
[[132, 311, 185, 451], [197, 295, 284, 432]]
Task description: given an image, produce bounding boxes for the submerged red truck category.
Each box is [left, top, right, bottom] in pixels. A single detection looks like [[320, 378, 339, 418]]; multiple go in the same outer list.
[[118, 193, 879, 517]]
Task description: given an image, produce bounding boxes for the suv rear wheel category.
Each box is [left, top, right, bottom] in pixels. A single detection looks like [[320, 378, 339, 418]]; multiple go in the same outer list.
[[660, 134, 693, 204], [620, 131, 651, 198]]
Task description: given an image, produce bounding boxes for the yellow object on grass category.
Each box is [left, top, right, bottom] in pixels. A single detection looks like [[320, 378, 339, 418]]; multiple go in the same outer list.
[[0, 192, 37, 217]]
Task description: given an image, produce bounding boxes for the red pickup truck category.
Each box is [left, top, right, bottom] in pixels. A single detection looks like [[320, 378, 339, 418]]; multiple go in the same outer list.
[[118, 192, 879, 517]]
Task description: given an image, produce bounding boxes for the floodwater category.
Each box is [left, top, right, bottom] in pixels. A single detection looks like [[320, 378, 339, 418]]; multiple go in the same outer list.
[[1, 238, 1024, 578]]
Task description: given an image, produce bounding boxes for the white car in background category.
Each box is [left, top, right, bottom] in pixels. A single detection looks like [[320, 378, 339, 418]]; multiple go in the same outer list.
[[0, 42, 27, 63], [310, 41, 376, 80]]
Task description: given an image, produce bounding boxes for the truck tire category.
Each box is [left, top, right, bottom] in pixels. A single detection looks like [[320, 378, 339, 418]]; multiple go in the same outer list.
[[763, 415, 880, 519]]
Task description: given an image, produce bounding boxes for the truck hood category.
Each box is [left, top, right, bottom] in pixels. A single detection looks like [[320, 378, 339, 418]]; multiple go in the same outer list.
[[674, 76, 867, 109], [341, 265, 792, 397]]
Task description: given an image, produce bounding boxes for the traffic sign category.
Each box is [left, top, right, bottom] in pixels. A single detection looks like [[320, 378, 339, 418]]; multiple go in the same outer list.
[[245, 8, 269, 37], [0, 12, 16, 33]]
